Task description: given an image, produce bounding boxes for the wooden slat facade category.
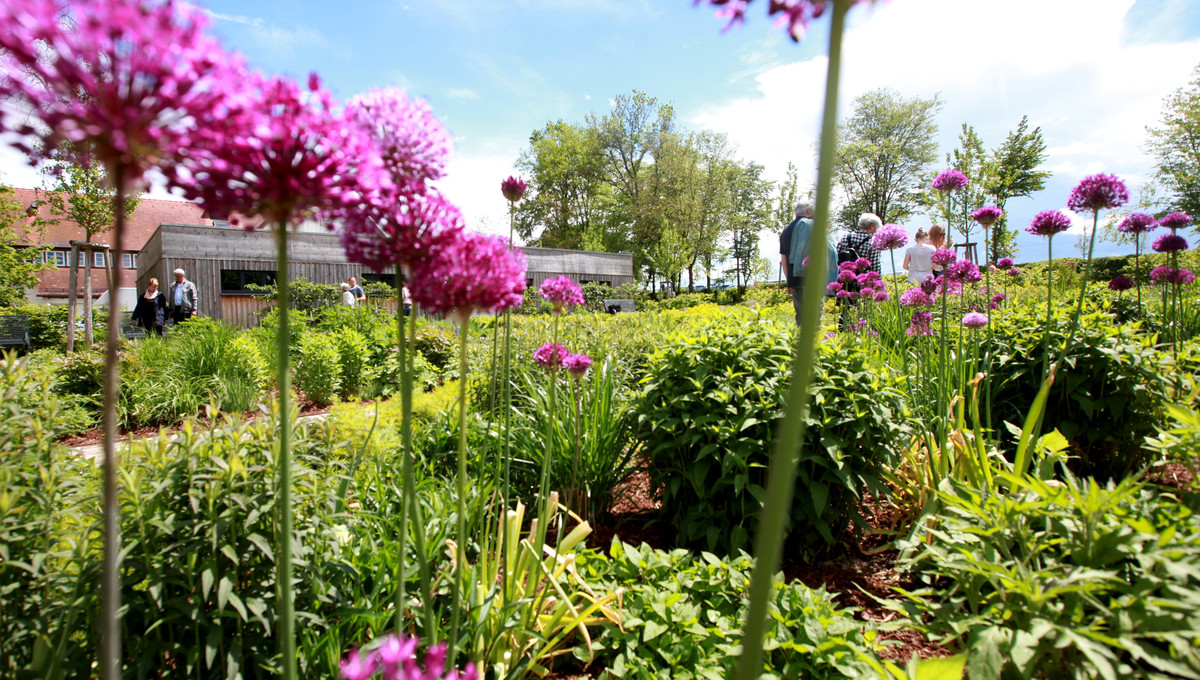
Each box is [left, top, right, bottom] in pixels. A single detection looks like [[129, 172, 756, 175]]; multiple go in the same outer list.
[[138, 224, 635, 327]]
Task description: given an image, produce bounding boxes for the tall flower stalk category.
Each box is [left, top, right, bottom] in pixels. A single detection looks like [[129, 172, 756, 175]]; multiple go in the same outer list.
[[1026, 210, 1072, 379], [500, 176, 527, 499], [1066, 174, 1128, 326], [0, 3, 245, 676], [933, 169, 969, 246], [1118, 213, 1157, 316], [409, 231, 526, 666], [694, 2, 876, 678]]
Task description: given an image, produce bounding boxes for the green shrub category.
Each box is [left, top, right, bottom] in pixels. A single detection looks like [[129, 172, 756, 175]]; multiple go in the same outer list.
[[577, 540, 889, 680], [896, 467, 1200, 680], [335, 328, 369, 400], [295, 331, 342, 405], [986, 306, 1192, 479], [413, 324, 457, 371], [10, 303, 71, 350], [362, 347, 437, 399], [634, 317, 907, 556], [52, 347, 104, 403]]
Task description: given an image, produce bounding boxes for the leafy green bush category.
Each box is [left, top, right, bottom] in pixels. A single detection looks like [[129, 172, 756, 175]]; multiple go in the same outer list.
[[10, 303, 71, 350], [896, 467, 1200, 680], [655, 292, 716, 310], [413, 324, 457, 371], [362, 346, 437, 398], [577, 540, 889, 680], [635, 317, 908, 556], [986, 306, 1192, 479], [295, 331, 342, 405], [52, 347, 104, 404], [335, 328, 369, 400]]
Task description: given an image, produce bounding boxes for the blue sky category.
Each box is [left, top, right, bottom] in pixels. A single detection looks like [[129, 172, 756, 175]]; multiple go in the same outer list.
[[3, 0, 1199, 277]]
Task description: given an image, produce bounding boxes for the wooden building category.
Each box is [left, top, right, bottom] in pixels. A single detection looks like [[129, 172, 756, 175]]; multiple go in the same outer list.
[[138, 223, 635, 327]]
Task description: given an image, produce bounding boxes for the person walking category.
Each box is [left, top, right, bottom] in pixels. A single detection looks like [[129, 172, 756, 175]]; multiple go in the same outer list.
[[132, 277, 167, 336], [348, 276, 366, 305], [903, 228, 935, 284], [779, 199, 837, 327], [168, 268, 198, 324], [341, 282, 357, 307]]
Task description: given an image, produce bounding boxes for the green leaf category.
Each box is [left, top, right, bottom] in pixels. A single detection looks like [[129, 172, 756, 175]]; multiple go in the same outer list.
[[913, 654, 967, 680], [643, 620, 668, 642]]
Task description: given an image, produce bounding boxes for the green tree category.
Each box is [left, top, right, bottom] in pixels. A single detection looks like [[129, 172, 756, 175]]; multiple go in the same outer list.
[[726, 162, 773, 296], [1146, 62, 1200, 228], [773, 161, 801, 227], [984, 115, 1050, 259], [40, 141, 140, 242], [514, 121, 612, 250], [833, 88, 941, 229], [0, 184, 52, 307]]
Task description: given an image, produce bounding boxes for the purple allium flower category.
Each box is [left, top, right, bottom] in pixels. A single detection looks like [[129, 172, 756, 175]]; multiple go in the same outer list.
[[837, 270, 858, 284], [563, 353, 593, 377], [947, 260, 982, 284], [1027, 210, 1073, 237], [854, 257, 872, 272], [875, 290, 891, 302], [1153, 234, 1190, 253], [900, 288, 934, 308], [540, 275, 584, 312], [962, 312, 989, 328], [1180, 269, 1197, 285], [501, 176, 527, 203], [932, 169, 969, 192], [911, 311, 933, 326], [345, 88, 452, 196], [996, 257, 1014, 269], [376, 634, 419, 675], [339, 635, 477, 680], [533, 343, 570, 369], [1108, 276, 1134, 292], [826, 282, 843, 294], [409, 231, 527, 321], [906, 323, 935, 337], [1117, 213, 1157, 235], [699, 0, 873, 43], [992, 293, 1007, 304], [1159, 212, 1192, 232], [0, 0, 245, 186], [838, 260, 858, 272], [836, 290, 852, 300], [919, 276, 938, 295], [872, 224, 908, 251], [1150, 267, 1196, 285], [1067, 173, 1129, 213], [1008, 267, 1023, 278], [179, 73, 387, 229], [930, 248, 957, 267], [339, 190, 466, 274], [971, 206, 1004, 226], [340, 648, 377, 680]]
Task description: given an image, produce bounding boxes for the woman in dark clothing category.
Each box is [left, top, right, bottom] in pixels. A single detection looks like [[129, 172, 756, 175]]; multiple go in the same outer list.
[[133, 277, 167, 336]]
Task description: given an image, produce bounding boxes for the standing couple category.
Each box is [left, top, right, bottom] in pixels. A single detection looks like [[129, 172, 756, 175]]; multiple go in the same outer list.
[[132, 268, 198, 336]]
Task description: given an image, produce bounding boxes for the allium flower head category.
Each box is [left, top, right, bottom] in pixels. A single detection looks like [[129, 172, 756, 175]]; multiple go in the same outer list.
[[177, 72, 388, 229], [0, 0, 247, 186], [563, 353, 593, 377], [1008, 267, 1023, 278], [1067, 173, 1129, 213], [900, 287, 934, 308], [540, 276, 584, 312], [932, 169, 969, 192], [501, 176, 527, 203], [345, 88, 451, 198], [1108, 276, 1134, 292], [835, 289, 852, 300], [339, 190, 465, 273], [996, 257, 1014, 269], [992, 293, 1007, 304], [1153, 234, 1190, 253], [971, 206, 1004, 226], [826, 282, 842, 294], [919, 276, 938, 295], [837, 269, 858, 284], [1027, 210, 1072, 237], [962, 312, 988, 328], [947, 260, 982, 284], [838, 261, 858, 272], [1150, 267, 1196, 286], [930, 249, 957, 266], [339, 635, 477, 680], [534, 343, 570, 369], [1158, 212, 1192, 232], [855, 257, 872, 272], [871, 224, 908, 251], [409, 231, 527, 320], [1117, 213, 1157, 235], [699, 0, 874, 43]]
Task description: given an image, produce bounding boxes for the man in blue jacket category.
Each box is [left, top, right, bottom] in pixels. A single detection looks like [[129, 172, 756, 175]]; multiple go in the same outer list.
[[779, 200, 837, 327]]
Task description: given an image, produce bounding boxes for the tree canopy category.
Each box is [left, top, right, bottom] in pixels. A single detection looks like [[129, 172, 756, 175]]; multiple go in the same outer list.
[[1146, 62, 1200, 227]]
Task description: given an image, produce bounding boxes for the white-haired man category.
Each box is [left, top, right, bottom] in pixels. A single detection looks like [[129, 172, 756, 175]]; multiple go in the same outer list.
[[779, 200, 837, 327], [168, 268, 198, 324]]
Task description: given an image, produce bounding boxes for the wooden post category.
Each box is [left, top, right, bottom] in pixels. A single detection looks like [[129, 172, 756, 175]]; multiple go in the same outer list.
[[84, 243, 94, 346], [67, 242, 80, 353]]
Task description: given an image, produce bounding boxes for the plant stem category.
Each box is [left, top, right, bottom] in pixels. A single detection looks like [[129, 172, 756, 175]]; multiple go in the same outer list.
[[735, 3, 845, 678], [273, 219, 296, 680], [100, 166, 126, 680], [449, 316, 471, 666]]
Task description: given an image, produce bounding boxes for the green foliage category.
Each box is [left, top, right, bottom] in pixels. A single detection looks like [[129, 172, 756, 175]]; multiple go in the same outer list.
[[335, 328, 369, 400], [7, 304, 69, 350], [413, 324, 457, 371], [295, 331, 342, 405], [39, 141, 139, 242], [987, 306, 1192, 479], [362, 347, 437, 399], [896, 469, 1200, 680], [0, 186, 52, 308], [634, 316, 907, 556], [1146, 62, 1200, 223], [578, 540, 888, 680], [581, 281, 614, 312]]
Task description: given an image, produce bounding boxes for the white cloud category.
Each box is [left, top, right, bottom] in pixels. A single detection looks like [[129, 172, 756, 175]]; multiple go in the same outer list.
[[435, 144, 527, 241], [444, 87, 480, 100]]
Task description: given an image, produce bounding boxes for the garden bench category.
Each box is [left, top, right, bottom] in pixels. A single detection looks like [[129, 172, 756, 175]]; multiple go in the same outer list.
[[602, 298, 635, 314], [0, 314, 30, 353]]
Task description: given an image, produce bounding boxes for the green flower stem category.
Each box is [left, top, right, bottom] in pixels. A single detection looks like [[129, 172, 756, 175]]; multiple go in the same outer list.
[[100, 168, 127, 680], [735, 2, 845, 679], [938, 271, 949, 455], [273, 220, 296, 680], [983, 229, 993, 438], [448, 317, 471, 666], [1043, 236, 1055, 383], [1135, 238, 1143, 316]]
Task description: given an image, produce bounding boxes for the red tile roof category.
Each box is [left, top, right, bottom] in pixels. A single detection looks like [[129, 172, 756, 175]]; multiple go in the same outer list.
[[10, 187, 211, 251]]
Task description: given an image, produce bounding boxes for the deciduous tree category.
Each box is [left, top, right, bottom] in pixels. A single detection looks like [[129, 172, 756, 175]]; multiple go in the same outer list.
[[1146, 62, 1200, 228]]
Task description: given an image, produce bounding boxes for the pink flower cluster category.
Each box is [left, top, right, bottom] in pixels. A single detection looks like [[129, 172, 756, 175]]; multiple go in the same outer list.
[[932, 169, 969, 193], [1067, 173, 1128, 213], [501, 176, 528, 203], [0, 0, 244, 185], [962, 312, 988, 329], [1108, 277, 1134, 292], [698, 0, 874, 43], [340, 635, 477, 680], [971, 206, 1004, 226], [826, 259, 887, 301], [1027, 210, 1072, 237], [1117, 213, 1157, 235], [871, 224, 908, 251], [1150, 267, 1196, 286], [409, 232, 527, 321], [534, 343, 592, 376], [1153, 234, 1190, 253], [540, 276, 585, 312], [1159, 212, 1192, 232]]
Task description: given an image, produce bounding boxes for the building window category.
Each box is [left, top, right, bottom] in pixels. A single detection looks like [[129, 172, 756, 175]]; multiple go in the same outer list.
[[221, 269, 276, 295], [44, 251, 67, 267], [122, 253, 138, 269], [212, 219, 230, 227], [93, 251, 107, 268], [359, 273, 395, 291]]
